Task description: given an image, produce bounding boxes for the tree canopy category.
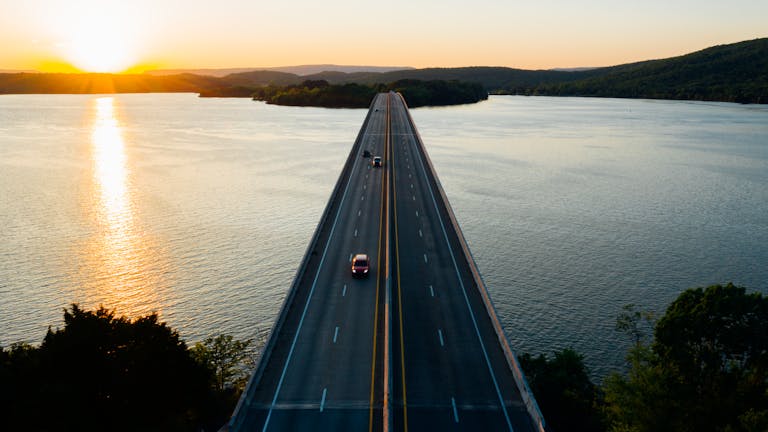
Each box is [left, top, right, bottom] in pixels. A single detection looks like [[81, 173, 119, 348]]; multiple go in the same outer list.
[[523, 283, 767, 432], [520, 348, 604, 432], [604, 283, 768, 432], [0, 304, 255, 432], [244, 79, 487, 108]]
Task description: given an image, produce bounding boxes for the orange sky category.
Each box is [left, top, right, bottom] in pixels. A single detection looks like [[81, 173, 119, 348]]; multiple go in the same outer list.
[[1, 0, 766, 73]]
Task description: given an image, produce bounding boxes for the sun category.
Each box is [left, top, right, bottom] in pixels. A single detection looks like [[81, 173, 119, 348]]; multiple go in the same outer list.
[[62, 21, 138, 73]]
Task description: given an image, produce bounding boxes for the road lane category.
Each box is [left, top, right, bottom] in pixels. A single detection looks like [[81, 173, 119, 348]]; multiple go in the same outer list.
[[389, 93, 538, 432]]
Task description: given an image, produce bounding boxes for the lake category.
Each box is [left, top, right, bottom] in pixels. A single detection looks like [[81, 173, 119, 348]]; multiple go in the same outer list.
[[1, 94, 766, 378]]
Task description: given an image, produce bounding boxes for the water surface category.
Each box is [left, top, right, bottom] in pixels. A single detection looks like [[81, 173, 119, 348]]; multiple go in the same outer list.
[[2, 94, 766, 378]]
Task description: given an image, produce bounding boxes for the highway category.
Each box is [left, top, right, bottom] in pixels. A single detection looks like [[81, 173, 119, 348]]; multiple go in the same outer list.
[[229, 94, 389, 431], [227, 93, 545, 431]]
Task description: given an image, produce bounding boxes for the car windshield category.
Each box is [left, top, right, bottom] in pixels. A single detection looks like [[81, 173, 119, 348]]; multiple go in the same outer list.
[[356, 260, 367, 266]]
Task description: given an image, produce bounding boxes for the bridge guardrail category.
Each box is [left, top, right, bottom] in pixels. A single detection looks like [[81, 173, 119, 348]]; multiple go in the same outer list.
[[396, 93, 547, 432]]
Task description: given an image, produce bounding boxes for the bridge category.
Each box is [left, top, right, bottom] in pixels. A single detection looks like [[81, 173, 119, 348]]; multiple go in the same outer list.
[[225, 93, 546, 432]]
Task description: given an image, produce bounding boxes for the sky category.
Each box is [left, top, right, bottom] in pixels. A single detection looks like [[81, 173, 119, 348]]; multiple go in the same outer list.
[[0, 0, 766, 73]]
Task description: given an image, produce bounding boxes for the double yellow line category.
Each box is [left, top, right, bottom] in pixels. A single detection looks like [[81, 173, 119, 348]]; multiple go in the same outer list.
[[369, 93, 408, 432], [369, 94, 390, 432], [391, 96, 409, 432]]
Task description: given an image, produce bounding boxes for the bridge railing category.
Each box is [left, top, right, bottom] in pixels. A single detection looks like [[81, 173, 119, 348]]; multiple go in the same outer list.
[[226, 96, 379, 431], [396, 92, 548, 432]]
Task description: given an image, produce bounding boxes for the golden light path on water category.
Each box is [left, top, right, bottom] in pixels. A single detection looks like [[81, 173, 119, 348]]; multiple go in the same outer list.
[[75, 96, 164, 318]]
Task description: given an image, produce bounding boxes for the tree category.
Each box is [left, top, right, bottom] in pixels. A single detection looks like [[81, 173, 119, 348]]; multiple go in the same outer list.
[[615, 304, 654, 348], [38, 304, 216, 431], [653, 283, 768, 432], [1, 305, 265, 431], [520, 348, 604, 432], [191, 334, 254, 393], [603, 284, 768, 432]]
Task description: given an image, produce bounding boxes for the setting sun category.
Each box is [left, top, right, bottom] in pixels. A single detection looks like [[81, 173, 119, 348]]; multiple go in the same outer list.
[[61, 22, 138, 73]]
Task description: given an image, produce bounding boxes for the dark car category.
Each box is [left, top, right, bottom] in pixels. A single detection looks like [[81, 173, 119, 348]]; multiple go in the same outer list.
[[363, 149, 371, 158], [351, 253, 369, 277], [372, 156, 382, 167]]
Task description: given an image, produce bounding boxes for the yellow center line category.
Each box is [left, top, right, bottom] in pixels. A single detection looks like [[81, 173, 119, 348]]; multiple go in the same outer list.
[[382, 94, 391, 432], [391, 96, 409, 432], [369, 95, 385, 432]]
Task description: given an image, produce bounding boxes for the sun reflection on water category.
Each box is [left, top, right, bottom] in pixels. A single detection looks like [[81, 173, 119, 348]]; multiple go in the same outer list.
[[75, 97, 164, 318], [93, 97, 130, 230]]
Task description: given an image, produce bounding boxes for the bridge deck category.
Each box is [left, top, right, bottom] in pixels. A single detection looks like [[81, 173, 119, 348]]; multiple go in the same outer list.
[[227, 93, 544, 432]]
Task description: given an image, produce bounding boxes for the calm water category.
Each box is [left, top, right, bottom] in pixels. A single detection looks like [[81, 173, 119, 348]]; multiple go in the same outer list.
[[1, 94, 767, 378]]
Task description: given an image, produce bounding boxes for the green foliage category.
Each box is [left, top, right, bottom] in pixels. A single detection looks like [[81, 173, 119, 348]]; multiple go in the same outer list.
[[603, 344, 676, 432], [520, 348, 604, 432], [603, 284, 768, 432], [525, 284, 768, 432], [251, 80, 378, 107], [615, 304, 655, 347], [191, 334, 254, 392], [389, 79, 488, 107], [0, 304, 256, 432], [653, 283, 768, 431], [248, 79, 487, 108]]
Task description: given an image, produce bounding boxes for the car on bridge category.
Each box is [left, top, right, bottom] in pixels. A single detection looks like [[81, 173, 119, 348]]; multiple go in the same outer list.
[[351, 253, 369, 277], [372, 156, 382, 167]]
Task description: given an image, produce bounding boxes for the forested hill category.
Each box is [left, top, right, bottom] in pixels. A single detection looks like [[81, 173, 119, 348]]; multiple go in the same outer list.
[[1, 38, 765, 104], [211, 38, 767, 103], [220, 66, 600, 90], [0, 72, 223, 94], [525, 38, 768, 103]]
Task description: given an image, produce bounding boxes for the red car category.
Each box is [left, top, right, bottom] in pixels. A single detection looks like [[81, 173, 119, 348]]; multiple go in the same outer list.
[[351, 253, 369, 277]]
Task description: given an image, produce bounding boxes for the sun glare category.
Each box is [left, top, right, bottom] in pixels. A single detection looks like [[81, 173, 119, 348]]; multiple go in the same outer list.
[[63, 22, 138, 73]]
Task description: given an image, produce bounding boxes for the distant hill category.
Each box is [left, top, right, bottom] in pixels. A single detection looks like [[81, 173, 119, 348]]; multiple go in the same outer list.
[[2, 38, 765, 104], [0, 72, 224, 94], [527, 38, 768, 103], [145, 64, 413, 77], [217, 66, 599, 90]]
